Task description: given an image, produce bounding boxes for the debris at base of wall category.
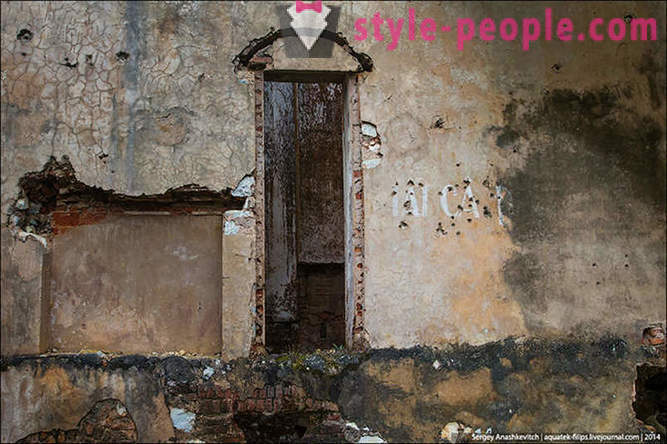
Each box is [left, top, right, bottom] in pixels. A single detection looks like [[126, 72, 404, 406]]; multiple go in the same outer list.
[[276, 347, 360, 376], [15, 198, 29, 210], [642, 325, 665, 346], [342, 424, 385, 444], [202, 366, 215, 380], [358, 433, 386, 443], [440, 422, 473, 443], [441, 422, 460, 443], [344, 422, 361, 441], [170, 408, 196, 433], [440, 422, 479, 443]]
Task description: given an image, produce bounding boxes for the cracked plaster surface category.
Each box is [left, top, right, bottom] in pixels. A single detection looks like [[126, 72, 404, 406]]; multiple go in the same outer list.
[[1, 1, 256, 218]]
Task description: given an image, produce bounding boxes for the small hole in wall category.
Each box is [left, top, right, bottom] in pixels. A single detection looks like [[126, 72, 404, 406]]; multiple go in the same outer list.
[[60, 57, 78, 69], [17, 29, 33, 41], [633, 364, 667, 432]]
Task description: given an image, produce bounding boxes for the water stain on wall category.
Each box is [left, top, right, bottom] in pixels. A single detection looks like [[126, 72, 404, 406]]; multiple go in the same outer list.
[[498, 86, 665, 335]]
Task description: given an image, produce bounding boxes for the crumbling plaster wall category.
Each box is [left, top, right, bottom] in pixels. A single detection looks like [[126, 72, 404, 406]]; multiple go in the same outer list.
[[2, 340, 663, 443], [0, 1, 256, 219], [1, 1, 665, 353], [349, 1, 666, 347]]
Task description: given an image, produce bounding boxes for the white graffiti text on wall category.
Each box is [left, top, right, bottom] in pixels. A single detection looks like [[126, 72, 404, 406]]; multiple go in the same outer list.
[[392, 178, 508, 227]]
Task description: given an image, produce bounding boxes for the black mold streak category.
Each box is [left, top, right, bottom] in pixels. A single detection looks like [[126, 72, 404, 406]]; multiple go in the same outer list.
[[497, 88, 665, 331]]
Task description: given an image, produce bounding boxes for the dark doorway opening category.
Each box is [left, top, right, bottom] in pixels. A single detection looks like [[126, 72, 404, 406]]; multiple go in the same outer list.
[[263, 74, 345, 353], [634, 364, 667, 433]]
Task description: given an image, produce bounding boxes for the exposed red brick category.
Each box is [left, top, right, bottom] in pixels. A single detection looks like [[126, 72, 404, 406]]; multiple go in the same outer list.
[[52, 211, 80, 227], [214, 386, 226, 398], [222, 399, 233, 414], [198, 384, 214, 399], [199, 399, 221, 415], [246, 399, 255, 411]]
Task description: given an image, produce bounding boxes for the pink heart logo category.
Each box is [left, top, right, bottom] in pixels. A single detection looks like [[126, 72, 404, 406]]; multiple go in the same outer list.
[[295, 1, 322, 14]]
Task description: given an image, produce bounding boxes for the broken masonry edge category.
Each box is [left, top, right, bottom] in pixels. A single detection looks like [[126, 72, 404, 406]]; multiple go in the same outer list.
[[2, 336, 663, 374], [6, 156, 247, 236]]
